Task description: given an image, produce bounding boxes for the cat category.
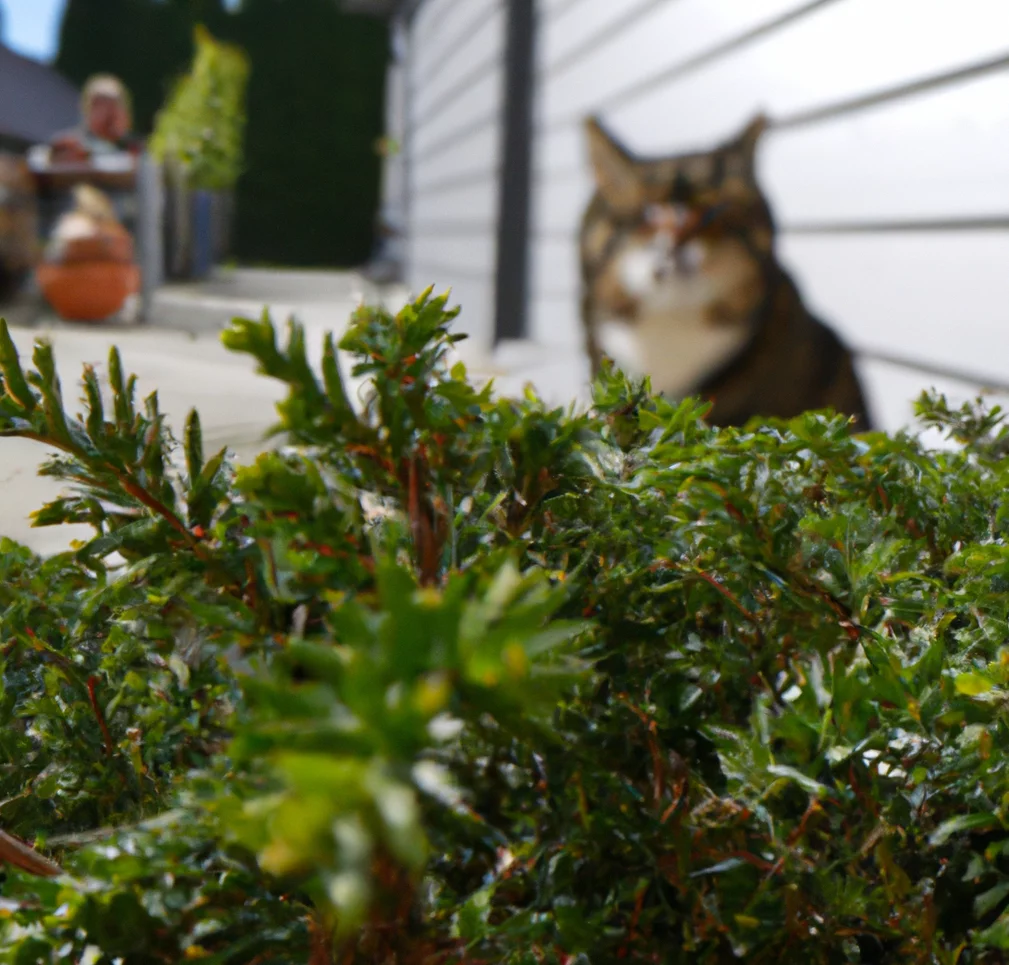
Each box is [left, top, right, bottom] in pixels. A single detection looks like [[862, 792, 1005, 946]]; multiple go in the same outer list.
[[579, 115, 872, 431]]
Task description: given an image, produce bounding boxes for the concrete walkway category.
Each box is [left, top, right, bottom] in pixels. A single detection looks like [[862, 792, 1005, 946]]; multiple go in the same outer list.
[[0, 269, 584, 556]]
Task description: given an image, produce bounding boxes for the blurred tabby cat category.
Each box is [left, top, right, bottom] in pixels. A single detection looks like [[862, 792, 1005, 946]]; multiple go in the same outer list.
[[580, 115, 871, 430]]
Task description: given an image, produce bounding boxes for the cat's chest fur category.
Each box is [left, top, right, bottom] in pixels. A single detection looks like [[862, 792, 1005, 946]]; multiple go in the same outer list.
[[597, 237, 756, 397], [597, 308, 751, 399]]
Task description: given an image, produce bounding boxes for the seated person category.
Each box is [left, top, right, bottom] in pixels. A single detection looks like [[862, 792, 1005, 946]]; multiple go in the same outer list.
[[48, 74, 141, 164]]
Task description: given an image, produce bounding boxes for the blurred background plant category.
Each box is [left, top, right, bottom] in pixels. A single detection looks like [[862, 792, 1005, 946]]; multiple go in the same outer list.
[[150, 25, 249, 193], [54, 0, 387, 265]]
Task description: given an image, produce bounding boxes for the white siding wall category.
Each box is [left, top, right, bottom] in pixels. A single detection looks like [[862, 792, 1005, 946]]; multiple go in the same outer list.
[[403, 0, 506, 351], [531, 0, 1009, 425], [399, 0, 1009, 426]]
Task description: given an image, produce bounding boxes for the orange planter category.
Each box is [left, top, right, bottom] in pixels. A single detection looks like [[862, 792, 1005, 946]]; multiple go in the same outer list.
[[37, 260, 140, 322], [57, 233, 134, 266]]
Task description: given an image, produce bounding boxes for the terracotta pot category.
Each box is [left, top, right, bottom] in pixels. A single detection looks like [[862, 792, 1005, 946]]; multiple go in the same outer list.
[[36, 261, 140, 321], [59, 233, 134, 265]]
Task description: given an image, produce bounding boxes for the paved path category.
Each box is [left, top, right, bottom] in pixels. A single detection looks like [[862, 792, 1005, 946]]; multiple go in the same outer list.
[[0, 269, 586, 555]]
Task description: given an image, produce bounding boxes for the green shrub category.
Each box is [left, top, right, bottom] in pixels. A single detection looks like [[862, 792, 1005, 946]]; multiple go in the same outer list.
[[1, 294, 1009, 963], [150, 25, 250, 192]]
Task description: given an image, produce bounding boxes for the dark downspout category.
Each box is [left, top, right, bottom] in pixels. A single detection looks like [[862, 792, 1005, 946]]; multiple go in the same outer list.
[[493, 0, 536, 343]]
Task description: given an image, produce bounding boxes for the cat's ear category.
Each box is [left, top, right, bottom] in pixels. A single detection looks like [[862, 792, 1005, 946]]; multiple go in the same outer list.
[[584, 116, 645, 213], [724, 112, 769, 180]]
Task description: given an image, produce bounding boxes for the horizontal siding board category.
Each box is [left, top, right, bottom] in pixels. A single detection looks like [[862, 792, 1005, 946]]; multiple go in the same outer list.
[[412, 115, 499, 166], [538, 0, 669, 77], [783, 218, 1009, 235], [540, 0, 592, 21], [411, 0, 493, 84], [412, 167, 500, 197], [412, 221, 496, 237], [412, 67, 502, 153], [416, 0, 501, 85], [411, 57, 501, 137], [414, 0, 462, 31], [411, 0, 504, 123], [544, 0, 1009, 147], [413, 122, 500, 188], [777, 232, 1009, 387], [529, 237, 579, 299], [760, 70, 1009, 224], [407, 234, 497, 274], [411, 0, 457, 43], [540, 0, 832, 128], [532, 66, 1009, 239], [860, 349, 1009, 397], [412, 179, 499, 223], [405, 0, 506, 359]]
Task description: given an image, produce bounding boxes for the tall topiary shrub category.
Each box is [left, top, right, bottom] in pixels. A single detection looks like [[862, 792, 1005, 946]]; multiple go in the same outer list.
[[150, 26, 250, 192], [3, 295, 1009, 962]]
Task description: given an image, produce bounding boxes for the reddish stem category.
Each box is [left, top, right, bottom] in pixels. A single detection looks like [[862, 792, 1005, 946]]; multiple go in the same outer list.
[[695, 570, 758, 623], [87, 675, 114, 758]]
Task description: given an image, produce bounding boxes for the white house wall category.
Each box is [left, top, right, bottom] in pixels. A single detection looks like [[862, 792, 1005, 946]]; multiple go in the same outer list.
[[404, 0, 505, 352], [399, 0, 1009, 420], [529, 0, 1009, 419]]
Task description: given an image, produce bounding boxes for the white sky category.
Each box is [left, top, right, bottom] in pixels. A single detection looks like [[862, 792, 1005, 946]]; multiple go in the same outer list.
[[3, 0, 65, 62]]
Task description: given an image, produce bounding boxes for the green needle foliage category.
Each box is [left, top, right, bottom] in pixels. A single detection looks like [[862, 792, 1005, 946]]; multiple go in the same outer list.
[[150, 25, 250, 192], [2, 292, 1009, 963]]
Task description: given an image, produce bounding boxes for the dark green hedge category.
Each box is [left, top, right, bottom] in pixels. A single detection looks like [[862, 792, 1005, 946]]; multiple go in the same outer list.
[[55, 0, 194, 135], [226, 0, 388, 267], [55, 0, 387, 267]]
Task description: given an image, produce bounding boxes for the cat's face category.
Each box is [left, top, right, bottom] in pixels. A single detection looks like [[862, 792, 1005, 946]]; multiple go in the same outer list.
[[582, 116, 774, 326]]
